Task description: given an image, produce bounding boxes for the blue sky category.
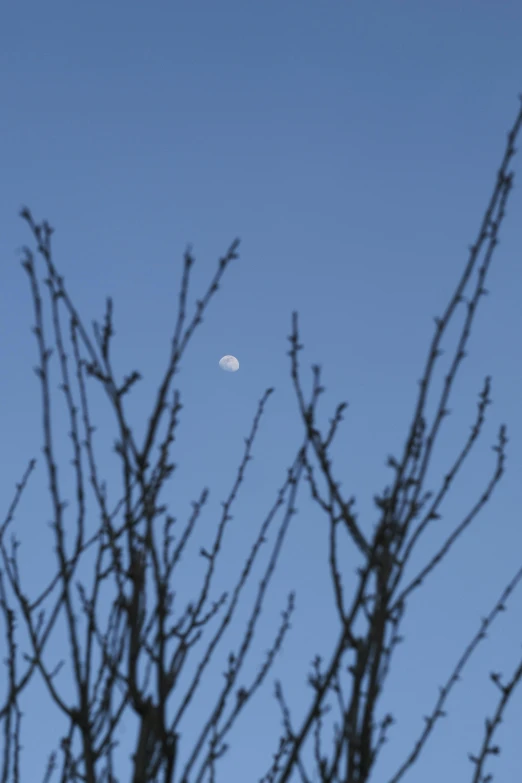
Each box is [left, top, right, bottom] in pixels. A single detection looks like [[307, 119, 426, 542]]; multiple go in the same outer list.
[[1, 1, 522, 780]]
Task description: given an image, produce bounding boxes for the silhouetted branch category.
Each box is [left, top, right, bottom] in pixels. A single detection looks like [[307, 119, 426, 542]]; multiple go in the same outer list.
[[388, 563, 522, 783], [3, 96, 522, 783], [3, 215, 304, 782], [271, 97, 522, 783], [469, 657, 522, 783]]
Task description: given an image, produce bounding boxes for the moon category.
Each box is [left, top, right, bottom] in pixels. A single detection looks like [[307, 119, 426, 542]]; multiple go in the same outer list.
[[219, 355, 239, 372]]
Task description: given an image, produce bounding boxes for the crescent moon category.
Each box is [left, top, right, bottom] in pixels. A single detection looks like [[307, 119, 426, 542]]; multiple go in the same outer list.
[[219, 355, 239, 372]]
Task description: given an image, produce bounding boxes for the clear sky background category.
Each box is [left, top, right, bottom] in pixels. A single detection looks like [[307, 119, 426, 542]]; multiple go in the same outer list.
[[1, 2, 522, 781]]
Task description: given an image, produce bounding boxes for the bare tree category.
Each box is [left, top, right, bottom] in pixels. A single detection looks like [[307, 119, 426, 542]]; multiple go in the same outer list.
[[262, 98, 522, 783], [1, 97, 521, 783], [0, 217, 306, 782]]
